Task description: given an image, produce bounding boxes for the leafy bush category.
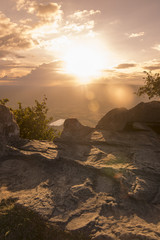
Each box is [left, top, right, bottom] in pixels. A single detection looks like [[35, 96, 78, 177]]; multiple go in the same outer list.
[[0, 96, 57, 141], [0, 98, 9, 105], [137, 71, 160, 99]]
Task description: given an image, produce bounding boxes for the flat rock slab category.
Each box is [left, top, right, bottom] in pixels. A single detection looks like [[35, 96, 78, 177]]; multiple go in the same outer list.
[[0, 128, 160, 240]]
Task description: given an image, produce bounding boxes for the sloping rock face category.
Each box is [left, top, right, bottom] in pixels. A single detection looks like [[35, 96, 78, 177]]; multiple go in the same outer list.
[[60, 118, 93, 142], [0, 102, 160, 239], [96, 101, 160, 131], [0, 104, 19, 157]]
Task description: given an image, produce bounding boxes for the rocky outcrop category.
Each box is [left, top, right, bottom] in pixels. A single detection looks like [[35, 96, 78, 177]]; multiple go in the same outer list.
[[0, 104, 19, 157], [0, 102, 160, 239], [96, 101, 160, 131], [60, 118, 93, 143]]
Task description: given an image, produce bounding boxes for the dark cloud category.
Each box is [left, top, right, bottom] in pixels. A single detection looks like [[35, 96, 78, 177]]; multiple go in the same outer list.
[[115, 63, 137, 69], [0, 50, 10, 58], [0, 33, 34, 50], [36, 3, 60, 16], [143, 65, 160, 71], [0, 60, 21, 70], [14, 54, 26, 59]]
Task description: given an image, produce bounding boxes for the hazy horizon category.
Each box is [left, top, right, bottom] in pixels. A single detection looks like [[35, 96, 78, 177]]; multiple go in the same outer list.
[[0, 83, 152, 127]]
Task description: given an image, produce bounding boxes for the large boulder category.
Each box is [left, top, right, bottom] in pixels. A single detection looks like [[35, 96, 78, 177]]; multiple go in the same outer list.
[[60, 118, 93, 142], [96, 101, 160, 131], [0, 104, 19, 157]]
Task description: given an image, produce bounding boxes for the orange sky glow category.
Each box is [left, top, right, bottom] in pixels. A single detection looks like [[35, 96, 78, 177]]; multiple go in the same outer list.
[[0, 0, 160, 86]]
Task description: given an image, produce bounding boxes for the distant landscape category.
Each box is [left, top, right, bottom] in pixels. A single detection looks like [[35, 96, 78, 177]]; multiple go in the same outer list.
[[0, 84, 150, 127]]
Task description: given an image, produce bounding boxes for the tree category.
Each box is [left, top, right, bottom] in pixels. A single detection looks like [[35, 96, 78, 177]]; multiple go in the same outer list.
[[137, 71, 160, 99], [0, 96, 57, 141]]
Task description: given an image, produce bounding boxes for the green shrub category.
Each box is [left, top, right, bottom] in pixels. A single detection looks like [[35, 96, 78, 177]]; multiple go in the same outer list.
[[0, 98, 9, 106], [137, 71, 160, 99], [0, 96, 57, 141]]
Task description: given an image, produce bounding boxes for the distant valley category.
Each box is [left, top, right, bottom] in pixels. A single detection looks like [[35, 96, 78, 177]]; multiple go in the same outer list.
[[0, 83, 150, 127]]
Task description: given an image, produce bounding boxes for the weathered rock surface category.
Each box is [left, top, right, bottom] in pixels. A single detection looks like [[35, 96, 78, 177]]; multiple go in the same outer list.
[[60, 118, 93, 142], [0, 102, 160, 239], [96, 101, 160, 131], [0, 104, 19, 157]]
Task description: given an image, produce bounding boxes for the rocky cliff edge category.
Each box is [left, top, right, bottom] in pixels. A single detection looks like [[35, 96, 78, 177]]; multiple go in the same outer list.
[[0, 102, 160, 240]]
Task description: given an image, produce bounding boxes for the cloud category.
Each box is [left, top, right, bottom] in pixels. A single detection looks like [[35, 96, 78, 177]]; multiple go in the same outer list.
[[0, 50, 11, 58], [35, 3, 62, 25], [152, 44, 160, 51], [0, 12, 17, 37], [143, 65, 160, 71], [16, 0, 62, 25], [94, 71, 144, 85], [63, 10, 100, 34], [4, 61, 76, 86], [141, 59, 160, 71], [0, 33, 34, 50], [0, 59, 144, 87], [0, 50, 25, 59], [36, 3, 60, 16], [115, 63, 137, 69], [0, 11, 36, 51], [68, 10, 100, 20], [128, 32, 144, 38], [63, 21, 94, 33], [0, 58, 36, 79], [109, 19, 120, 25]]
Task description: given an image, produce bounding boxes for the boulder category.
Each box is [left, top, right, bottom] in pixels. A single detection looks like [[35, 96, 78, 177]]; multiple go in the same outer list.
[[96, 101, 160, 131], [60, 118, 93, 142], [0, 104, 19, 157]]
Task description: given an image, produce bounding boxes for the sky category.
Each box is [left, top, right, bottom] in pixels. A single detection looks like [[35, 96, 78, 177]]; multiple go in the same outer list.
[[0, 0, 160, 87]]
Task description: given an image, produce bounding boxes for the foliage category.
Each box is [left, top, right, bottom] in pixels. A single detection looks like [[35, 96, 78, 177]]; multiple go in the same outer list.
[[13, 96, 56, 140], [0, 96, 57, 141], [0, 98, 9, 106], [0, 198, 91, 240], [137, 71, 160, 99]]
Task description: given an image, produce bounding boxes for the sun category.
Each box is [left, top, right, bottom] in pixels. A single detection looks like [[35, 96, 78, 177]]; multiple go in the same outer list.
[[64, 44, 106, 84]]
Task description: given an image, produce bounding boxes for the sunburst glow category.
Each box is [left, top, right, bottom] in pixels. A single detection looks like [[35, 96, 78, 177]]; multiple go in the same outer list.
[[64, 43, 106, 84]]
